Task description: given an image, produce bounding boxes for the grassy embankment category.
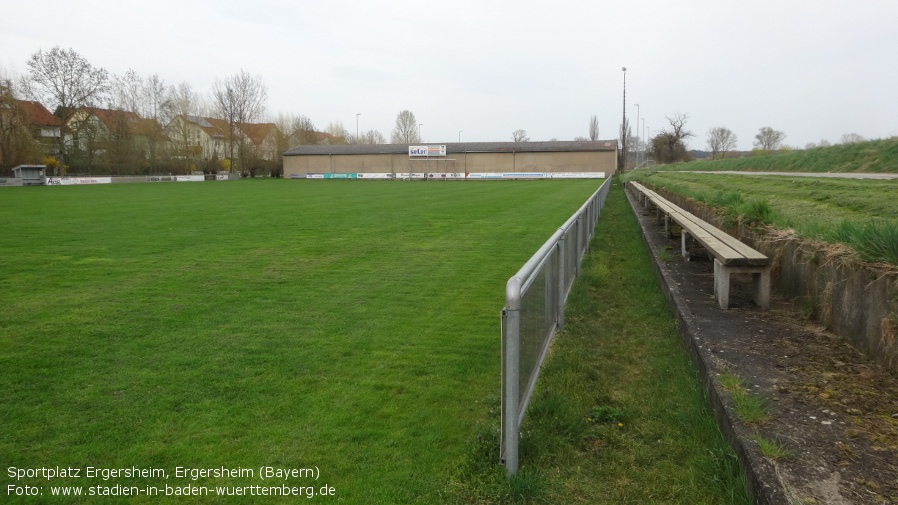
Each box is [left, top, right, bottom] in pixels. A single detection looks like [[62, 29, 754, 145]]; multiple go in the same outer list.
[[446, 181, 750, 504], [627, 139, 898, 265], [663, 137, 898, 173]]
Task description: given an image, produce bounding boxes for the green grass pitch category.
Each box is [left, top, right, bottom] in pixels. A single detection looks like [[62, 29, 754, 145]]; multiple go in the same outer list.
[[0, 179, 604, 503]]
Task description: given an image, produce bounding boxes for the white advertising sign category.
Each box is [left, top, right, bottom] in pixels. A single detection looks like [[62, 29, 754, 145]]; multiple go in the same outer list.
[[46, 177, 112, 185], [356, 173, 395, 179], [547, 172, 606, 179], [408, 145, 447, 157], [425, 173, 466, 180]]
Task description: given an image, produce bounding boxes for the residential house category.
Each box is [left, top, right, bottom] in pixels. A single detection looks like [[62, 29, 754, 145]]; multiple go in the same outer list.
[[165, 115, 282, 173], [65, 107, 170, 173], [238, 122, 279, 162], [165, 115, 228, 164], [15, 100, 62, 156]]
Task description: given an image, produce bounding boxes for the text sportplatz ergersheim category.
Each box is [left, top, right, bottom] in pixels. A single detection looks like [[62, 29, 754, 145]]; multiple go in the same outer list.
[[6, 465, 337, 499]]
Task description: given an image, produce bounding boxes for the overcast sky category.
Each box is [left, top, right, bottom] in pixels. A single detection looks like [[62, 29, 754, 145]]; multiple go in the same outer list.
[[3, 0, 896, 151]]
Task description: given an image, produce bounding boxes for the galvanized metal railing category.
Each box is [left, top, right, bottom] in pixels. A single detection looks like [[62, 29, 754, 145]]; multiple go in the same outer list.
[[500, 176, 612, 476]]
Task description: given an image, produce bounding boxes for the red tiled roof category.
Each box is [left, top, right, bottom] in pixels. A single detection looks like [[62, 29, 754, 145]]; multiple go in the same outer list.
[[238, 122, 277, 145], [15, 100, 62, 127]]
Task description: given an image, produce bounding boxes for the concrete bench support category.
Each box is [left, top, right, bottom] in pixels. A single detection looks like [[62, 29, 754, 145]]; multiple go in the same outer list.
[[628, 181, 771, 310], [713, 259, 771, 310]]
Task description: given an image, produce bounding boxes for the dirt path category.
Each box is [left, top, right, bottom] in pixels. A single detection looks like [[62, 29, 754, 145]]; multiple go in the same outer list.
[[690, 171, 898, 180]]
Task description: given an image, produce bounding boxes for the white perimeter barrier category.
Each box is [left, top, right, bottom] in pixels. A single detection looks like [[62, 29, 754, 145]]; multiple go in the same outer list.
[[290, 172, 606, 180]]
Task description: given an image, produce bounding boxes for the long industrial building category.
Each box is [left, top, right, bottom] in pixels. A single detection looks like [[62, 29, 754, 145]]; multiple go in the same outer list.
[[282, 140, 618, 177]]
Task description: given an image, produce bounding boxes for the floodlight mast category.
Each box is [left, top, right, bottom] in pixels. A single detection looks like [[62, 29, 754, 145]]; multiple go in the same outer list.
[[621, 66, 627, 172]]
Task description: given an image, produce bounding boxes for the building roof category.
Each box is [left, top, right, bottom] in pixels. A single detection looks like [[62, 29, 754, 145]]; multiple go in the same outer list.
[[15, 100, 62, 127], [283, 140, 618, 156], [202, 117, 230, 139], [238, 122, 278, 145]]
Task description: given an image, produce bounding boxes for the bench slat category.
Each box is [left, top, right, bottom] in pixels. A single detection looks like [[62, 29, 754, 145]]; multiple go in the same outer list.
[[629, 182, 768, 267]]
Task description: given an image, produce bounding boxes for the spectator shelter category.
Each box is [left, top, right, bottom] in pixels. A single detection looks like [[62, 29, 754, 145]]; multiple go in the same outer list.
[[12, 165, 47, 186], [282, 141, 618, 177]]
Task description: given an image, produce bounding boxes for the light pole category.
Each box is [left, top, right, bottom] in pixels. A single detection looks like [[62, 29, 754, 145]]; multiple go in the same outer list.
[[640, 118, 645, 168], [634, 103, 640, 169], [621, 67, 627, 172], [419, 124, 423, 143], [458, 131, 462, 143], [356, 113, 360, 142]]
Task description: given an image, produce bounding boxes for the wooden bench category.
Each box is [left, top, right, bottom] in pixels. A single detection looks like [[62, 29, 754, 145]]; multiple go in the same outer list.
[[628, 181, 770, 310]]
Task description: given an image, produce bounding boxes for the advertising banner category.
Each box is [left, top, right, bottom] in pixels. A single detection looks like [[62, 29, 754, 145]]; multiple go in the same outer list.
[[425, 173, 466, 180], [465, 173, 504, 180], [176, 175, 204, 182], [147, 176, 176, 182], [323, 173, 357, 179], [47, 177, 112, 185], [408, 145, 447, 157], [73, 177, 112, 184], [356, 173, 395, 179], [546, 172, 606, 179], [395, 173, 426, 179], [502, 173, 545, 179]]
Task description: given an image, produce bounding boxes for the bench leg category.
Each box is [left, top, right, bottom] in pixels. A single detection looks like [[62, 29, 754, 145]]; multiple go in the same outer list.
[[664, 215, 671, 238], [713, 259, 730, 309], [681, 231, 691, 261], [752, 267, 771, 310]]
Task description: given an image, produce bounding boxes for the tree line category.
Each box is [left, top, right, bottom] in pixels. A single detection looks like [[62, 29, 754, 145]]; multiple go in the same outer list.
[[1, 47, 436, 176], [625, 112, 869, 168]]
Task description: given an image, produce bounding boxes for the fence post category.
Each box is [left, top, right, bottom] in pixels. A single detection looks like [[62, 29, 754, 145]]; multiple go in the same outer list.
[[502, 277, 522, 477], [557, 239, 566, 331]]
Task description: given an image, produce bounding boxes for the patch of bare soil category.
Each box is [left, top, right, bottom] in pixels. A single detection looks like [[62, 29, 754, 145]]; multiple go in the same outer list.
[[628, 191, 898, 504]]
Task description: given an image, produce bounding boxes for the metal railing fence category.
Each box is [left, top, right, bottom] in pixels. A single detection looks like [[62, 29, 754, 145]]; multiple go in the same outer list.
[[500, 176, 612, 476]]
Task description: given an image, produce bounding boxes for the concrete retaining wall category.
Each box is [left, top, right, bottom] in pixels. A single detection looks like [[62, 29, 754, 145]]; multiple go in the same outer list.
[[648, 183, 898, 373]]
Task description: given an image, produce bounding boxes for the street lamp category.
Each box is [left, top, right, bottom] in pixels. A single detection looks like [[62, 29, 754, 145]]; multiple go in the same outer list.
[[634, 103, 640, 169], [621, 67, 627, 172], [458, 131, 462, 143], [356, 113, 360, 142], [419, 124, 423, 143], [640, 118, 645, 168]]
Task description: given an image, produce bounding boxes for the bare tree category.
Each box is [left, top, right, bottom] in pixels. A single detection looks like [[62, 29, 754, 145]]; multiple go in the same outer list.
[[359, 129, 386, 144], [165, 82, 204, 172], [650, 112, 694, 164], [840, 133, 865, 144], [390, 110, 419, 144], [107, 70, 171, 173], [0, 75, 40, 172], [323, 121, 349, 144], [512, 129, 529, 142], [289, 115, 318, 145], [706, 126, 738, 160], [619, 118, 629, 169], [589, 115, 599, 141], [211, 70, 268, 174], [753, 127, 786, 152], [25, 46, 109, 174]]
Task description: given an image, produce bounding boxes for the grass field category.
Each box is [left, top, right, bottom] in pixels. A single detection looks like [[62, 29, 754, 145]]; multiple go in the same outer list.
[[0, 179, 605, 503], [446, 183, 750, 504]]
